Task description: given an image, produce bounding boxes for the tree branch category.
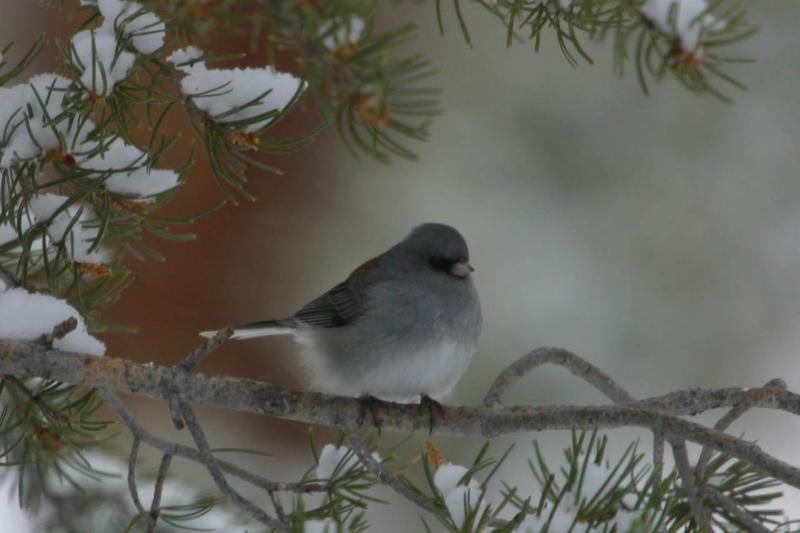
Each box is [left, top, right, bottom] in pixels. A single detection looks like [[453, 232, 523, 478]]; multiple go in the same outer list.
[[3, 340, 800, 497]]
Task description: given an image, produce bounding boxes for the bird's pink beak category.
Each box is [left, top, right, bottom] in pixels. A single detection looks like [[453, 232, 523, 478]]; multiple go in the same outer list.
[[450, 261, 474, 277]]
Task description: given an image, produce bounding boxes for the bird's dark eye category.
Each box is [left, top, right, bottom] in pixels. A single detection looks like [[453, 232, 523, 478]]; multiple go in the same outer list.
[[429, 256, 452, 272]]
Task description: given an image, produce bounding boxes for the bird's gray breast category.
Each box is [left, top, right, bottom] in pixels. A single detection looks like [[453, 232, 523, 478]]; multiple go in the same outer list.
[[363, 274, 481, 353]]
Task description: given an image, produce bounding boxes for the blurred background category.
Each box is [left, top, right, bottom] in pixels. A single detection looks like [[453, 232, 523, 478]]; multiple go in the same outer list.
[[2, 0, 800, 530]]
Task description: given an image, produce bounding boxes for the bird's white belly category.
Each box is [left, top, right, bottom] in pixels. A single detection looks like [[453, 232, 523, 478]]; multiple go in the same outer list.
[[358, 339, 472, 401], [298, 333, 473, 402]]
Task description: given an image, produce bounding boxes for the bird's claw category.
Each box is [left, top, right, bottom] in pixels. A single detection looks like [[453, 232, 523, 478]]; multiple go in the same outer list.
[[419, 394, 445, 435], [357, 394, 384, 434]]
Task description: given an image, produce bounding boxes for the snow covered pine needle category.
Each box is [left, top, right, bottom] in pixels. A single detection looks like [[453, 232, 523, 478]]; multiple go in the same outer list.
[[168, 46, 305, 134]]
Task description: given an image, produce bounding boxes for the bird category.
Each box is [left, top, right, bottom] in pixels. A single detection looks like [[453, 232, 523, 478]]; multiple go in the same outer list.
[[201, 222, 482, 403]]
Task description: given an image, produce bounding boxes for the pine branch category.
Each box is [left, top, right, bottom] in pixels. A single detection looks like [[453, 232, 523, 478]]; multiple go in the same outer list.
[[346, 430, 443, 519], [702, 484, 772, 533], [481, 345, 760, 530], [3, 375, 70, 424], [0, 2, 779, 529], [2, 339, 800, 499]]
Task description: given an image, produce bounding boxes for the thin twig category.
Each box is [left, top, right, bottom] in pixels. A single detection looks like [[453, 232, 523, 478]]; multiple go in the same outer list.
[[128, 437, 155, 529], [167, 394, 184, 430], [178, 327, 234, 372], [687, 377, 786, 533], [147, 452, 173, 533], [652, 418, 665, 473], [99, 389, 322, 495], [669, 437, 692, 487], [268, 490, 287, 524], [670, 436, 710, 528], [694, 378, 788, 480], [347, 430, 440, 516], [700, 485, 771, 533], [483, 347, 633, 407], [347, 430, 510, 528], [38, 316, 78, 347], [168, 327, 234, 430], [176, 401, 288, 530]]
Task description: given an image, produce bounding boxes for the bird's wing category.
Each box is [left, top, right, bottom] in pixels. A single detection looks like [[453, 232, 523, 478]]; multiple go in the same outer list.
[[290, 281, 364, 327], [289, 255, 383, 328]]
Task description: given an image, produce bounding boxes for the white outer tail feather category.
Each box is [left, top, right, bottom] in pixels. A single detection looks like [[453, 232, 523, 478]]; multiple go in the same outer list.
[[199, 327, 294, 340]]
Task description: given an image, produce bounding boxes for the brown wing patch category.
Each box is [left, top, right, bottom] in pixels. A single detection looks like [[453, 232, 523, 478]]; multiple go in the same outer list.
[[347, 256, 381, 284], [289, 256, 379, 329]]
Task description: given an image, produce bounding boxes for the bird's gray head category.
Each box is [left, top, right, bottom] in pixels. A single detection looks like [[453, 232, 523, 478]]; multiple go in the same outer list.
[[396, 223, 474, 278]]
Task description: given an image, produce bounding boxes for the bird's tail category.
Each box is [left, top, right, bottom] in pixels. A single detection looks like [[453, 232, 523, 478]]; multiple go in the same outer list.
[[199, 320, 295, 340]]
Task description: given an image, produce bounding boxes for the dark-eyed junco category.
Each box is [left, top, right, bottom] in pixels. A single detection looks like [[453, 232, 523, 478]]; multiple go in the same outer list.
[[202, 223, 481, 402]]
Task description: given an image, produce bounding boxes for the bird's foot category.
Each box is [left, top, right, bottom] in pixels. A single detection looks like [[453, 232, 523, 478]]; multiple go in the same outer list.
[[357, 394, 384, 433], [419, 394, 445, 435]]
